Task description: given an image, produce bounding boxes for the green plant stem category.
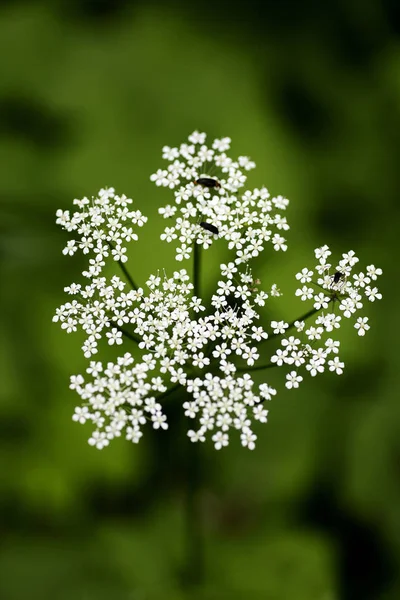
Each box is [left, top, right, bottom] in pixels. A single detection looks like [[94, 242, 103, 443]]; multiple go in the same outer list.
[[193, 242, 201, 298], [115, 257, 138, 291], [111, 322, 141, 344], [237, 361, 275, 373], [181, 241, 204, 587], [183, 408, 204, 587], [107, 241, 138, 290], [157, 383, 182, 402]]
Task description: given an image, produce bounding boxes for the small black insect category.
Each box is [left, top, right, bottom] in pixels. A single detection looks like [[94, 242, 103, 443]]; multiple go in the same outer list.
[[333, 271, 345, 284], [194, 177, 221, 189], [330, 271, 347, 290], [200, 221, 219, 235]]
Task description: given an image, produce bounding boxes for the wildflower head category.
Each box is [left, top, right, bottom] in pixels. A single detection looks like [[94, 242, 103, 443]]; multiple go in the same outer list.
[[54, 133, 382, 452]]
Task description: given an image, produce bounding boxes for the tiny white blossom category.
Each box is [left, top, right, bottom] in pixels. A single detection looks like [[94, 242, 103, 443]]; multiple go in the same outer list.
[[328, 357, 345, 375], [106, 328, 123, 346], [366, 265, 382, 280], [271, 320, 289, 335], [355, 317, 370, 336], [296, 268, 313, 283], [240, 427, 257, 450], [212, 431, 229, 450], [72, 406, 90, 423], [365, 286, 382, 302], [152, 412, 169, 430], [315, 245, 331, 264], [88, 431, 109, 449], [285, 371, 303, 389]]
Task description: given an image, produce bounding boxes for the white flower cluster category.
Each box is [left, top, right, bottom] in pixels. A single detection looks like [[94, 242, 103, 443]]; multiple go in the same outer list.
[[70, 352, 169, 449], [151, 131, 289, 262], [53, 188, 147, 358], [57, 261, 278, 448], [272, 246, 383, 389], [54, 132, 382, 451], [185, 374, 274, 450], [55, 187, 147, 275]]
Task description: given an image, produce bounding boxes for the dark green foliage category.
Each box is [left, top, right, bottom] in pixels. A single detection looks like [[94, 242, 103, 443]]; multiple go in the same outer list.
[[0, 1, 399, 598]]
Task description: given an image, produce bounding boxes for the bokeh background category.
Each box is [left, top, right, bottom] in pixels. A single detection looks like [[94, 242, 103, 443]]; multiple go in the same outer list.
[[1, 1, 399, 598]]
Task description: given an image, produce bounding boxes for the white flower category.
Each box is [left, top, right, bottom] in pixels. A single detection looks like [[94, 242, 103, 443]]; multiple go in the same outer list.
[[296, 286, 314, 301], [88, 431, 109, 449], [213, 137, 231, 152], [353, 272, 370, 288], [271, 320, 289, 335], [72, 406, 90, 423], [259, 384, 277, 401], [212, 431, 229, 450], [325, 338, 340, 354], [253, 405, 268, 423], [328, 357, 345, 375], [150, 169, 168, 186], [296, 268, 313, 283], [365, 286, 382, 302], [106, 328, 123, 346], [152, 412, 169, 430], [63, 240, 77, 256], [240, 427, 257, 450], [272, 234, 287, 251], [188, 429, 206, 443], [366, 265, 382, 280], [162, 145, 179, 160], [242, 347, 259, 366], [281, 336, 300, 352], [126, 426, 143, 443], [315, 245, 331, 264], [340, 250, 359, 267], [339, 298, 357, 318], [355, 317, 370, 336], [192, 353, 210, 369], [305, 326, 323, 341], [271, 349, 291, 366], [188, 131, 207, 144], [306, 357, 325, 377], [82, 336, 98, 358], [285, 371, 303, 389], [313, 293, 330, 310]]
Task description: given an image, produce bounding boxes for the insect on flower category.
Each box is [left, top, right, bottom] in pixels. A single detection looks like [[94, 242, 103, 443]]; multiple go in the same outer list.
[[200, 221, 219, 235], [194, 177, 221, 189], [331, 271, 346, 289]]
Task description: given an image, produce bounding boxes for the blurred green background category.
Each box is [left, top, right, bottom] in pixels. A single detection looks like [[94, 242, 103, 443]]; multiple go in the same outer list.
[[1, 1, 399, 598]]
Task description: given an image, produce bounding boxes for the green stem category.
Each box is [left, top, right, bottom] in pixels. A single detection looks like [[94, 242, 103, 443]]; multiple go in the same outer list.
[[111, 322, 141, 345], [108, 241, 138, 290], [115, 257, 138, 291], [193, 242, 201, 298], [180, 241, 204, 587], [182, 415, 204, 587], [156, 383, 182, 403], [237, 362, 275, 373]]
